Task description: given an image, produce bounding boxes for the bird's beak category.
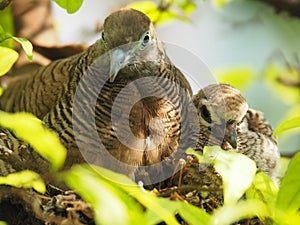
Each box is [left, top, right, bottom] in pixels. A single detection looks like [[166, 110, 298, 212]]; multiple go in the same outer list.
[[224, 123, 237, 149], [109, 48, 132, 82]]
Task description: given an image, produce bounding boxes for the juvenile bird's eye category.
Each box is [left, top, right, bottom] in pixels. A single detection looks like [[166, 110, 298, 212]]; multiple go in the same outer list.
[[200, 105, 212, 124], [141, 31, 151, 47]]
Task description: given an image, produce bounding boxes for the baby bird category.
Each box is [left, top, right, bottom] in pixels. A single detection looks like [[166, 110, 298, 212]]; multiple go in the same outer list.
[[193, 83, 280, 180]]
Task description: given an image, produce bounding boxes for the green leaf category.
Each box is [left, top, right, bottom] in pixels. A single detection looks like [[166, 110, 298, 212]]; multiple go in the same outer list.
[[0, 111, 66, 170], [0, 46, 18, 76], [11, 36, 33, 61], [273, 116, 300, 136], [146, 198, 211, 225], [175, 200, 211, 225], [0, 221, 7, 225], [66, 164, 180, 225], [276, 152, 300, 213], [54, 0, 84, 14], [0, 6, 14, 48], [205, 146, 257, 205], [127, 1, 161, 22], [0, 25, 33, 61], [264, 63, 300, 105], [214, 67, 255, 91], [186, 148, 204, 162], [179, 0, 196, 14], [89, 165, 180, 225], [127, 1, 190, 25], [246, 172, 278, 206], [212, 0, 234, 8], [63, 165, 145, 225], [210, 199, 270, 225], [0, 170, 46, 193]]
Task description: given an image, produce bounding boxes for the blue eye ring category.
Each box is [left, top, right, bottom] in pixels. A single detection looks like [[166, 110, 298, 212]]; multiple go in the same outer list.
[[141, 31, 151, 47]]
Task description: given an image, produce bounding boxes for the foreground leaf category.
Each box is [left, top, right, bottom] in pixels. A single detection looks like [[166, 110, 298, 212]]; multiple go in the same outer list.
[[146, 198, 211, 225], [205, 146, 257, 205], [174, 200, 211, 225], [0, 46, 18, 76], [276, 152, 300, 213], [0, 170, 46, 193], [64, 165, 144, 225], [64, 165, 181, 225], [90, 165, 180, 225], [246, 172, 278, 207], [54, 0, 84, 14], [0, 25, 33, 61], [273, 116, 300, 136], [11, 37, 33, 61], [210, 199, 269, 225], [0, 111, 66, 170]]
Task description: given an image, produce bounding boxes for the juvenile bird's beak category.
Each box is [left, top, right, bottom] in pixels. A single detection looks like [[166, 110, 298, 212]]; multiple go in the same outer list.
[[224, 123, 237, 149], [109, 48, 132, 82]]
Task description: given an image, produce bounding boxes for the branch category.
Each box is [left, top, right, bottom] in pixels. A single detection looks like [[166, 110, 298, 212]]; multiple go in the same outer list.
[[259, 0, 300, 18], [0, 0, 13, 10]]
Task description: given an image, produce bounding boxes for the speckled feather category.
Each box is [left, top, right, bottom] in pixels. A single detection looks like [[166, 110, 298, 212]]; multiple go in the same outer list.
[[193, 83, 280, 179]]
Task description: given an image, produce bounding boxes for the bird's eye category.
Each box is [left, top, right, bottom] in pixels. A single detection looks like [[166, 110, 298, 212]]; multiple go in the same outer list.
[[200, 105, 212, 124], [101, 32, 105, 41], [141, 31, 151, 47], [227, 119, 235, 125]]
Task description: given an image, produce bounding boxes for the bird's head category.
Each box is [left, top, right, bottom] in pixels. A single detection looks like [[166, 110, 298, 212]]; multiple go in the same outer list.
[[193, 83, 248, 149], [101, 8, 164, 82]]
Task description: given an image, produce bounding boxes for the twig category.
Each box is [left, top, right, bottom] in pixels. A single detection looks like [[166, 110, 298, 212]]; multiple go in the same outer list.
[[0, 0, 13, 10]]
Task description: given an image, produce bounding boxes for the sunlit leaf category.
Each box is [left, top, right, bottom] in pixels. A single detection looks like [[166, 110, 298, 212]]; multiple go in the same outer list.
[[205, 146, 257, 205], [273, 116, 300, 136], [89, 165, 180, 225], [127, 1, 190, 25], [54, 0, 84, 14], [278, 157, 290, 179], [174, 200, 211, 225], [156, 10, 191, 24], [276, 152, 300, 213], [246, 172, 278, 207], [127, 1, 162, 23], [186, 148, 204, 162], [0, 46, 18, 76], [0, 6, 14, 48], [210, 199, 269, 225], [64, 165, 180, 225], [0, 111, 66, 170], [273, 209, 300, 225], [0, 26, 32, 61], [179, 0, 196, 14], [214, 67, 255, 91], [0, 170, 46, 193], [11, 37, 33, 61], [264, 63, 300, 105], [63, 165, 144, 225], [0, 221, 7, 225], [146, 197, 211, 225], [212, 0, 234, 8]]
